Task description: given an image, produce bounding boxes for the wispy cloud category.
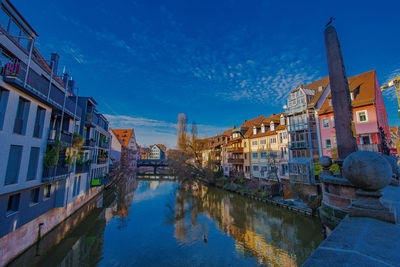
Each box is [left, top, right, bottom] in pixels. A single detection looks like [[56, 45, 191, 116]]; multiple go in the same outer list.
[[61, 42, 86, 64]]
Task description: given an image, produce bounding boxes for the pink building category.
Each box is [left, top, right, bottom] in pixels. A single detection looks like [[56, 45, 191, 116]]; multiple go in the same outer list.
[[318, 70, 390, 157]]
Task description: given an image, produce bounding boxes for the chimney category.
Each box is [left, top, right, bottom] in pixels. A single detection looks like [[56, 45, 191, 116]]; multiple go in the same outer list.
[[50, 53, 60, 76], [62, 72, 69, 84]]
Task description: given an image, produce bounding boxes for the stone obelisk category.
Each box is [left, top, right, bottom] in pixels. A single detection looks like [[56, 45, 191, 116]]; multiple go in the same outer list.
[[324, 25, 358, 159]]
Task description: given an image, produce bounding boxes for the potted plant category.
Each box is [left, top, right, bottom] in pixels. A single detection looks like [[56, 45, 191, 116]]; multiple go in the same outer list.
[[72, 133, 84, 148]]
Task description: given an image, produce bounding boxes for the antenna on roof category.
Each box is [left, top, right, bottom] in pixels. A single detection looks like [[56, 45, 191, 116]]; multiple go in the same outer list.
[[62, 66, 66, 74]]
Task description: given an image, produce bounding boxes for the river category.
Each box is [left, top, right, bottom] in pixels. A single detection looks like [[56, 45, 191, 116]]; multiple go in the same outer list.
[[9, 177, 324, 267]]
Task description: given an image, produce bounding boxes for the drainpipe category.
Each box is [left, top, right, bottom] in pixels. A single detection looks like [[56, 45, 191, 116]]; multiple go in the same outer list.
[[59, 77, 69, 141]]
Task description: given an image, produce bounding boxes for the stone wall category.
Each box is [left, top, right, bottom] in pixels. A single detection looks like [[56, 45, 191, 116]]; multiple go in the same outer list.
[[0, 186, 102, 266]]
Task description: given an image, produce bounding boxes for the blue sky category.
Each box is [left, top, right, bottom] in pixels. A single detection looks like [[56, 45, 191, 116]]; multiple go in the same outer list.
[[14, 0, 400, 148]]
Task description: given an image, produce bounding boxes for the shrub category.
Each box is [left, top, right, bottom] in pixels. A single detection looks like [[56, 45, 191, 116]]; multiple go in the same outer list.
[[262, 191, 267, 199], [239, 178, 245, 184]]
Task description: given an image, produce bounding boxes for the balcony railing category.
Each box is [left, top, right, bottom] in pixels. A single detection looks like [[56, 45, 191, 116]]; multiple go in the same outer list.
[[84, 138, 96, 147], [99, 140, 109, 149], [358, 143, 380, 153], [228, 158, 244, 164], [228, 147, 244, 152], [47, 130, 73, 145], [287, 123, 308, 132], [289, 141, 307, 150], [42, 165, 72, 182], [2, 60, 82, 118], [76, 163, 90, 174]]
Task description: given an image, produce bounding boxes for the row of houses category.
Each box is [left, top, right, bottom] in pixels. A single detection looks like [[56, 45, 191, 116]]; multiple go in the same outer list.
[[140, 144, 167, 160], [200, 70, 391, 195], [0, 2, 140, 264]]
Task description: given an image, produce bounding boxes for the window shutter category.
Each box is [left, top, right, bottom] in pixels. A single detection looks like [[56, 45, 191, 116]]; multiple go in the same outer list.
[[27, 147, 40, 180], [5, 145, 23, 185]]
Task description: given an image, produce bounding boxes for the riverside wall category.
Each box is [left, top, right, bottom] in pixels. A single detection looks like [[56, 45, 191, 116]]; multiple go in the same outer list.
[[0, 186, 102, 266]]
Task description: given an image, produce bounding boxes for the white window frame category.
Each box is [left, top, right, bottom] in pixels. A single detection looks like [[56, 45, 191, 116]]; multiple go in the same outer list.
[[322, 118, 330, 129], [356, 110, 368, 123]]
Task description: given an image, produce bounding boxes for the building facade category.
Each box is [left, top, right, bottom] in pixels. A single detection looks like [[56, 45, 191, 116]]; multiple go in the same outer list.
[[0, 2, 111, 263], [111, 129, 139, 172]]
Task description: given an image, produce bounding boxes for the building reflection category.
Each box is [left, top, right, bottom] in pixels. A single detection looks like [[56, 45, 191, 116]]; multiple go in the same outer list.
[[170, 182, 323, 266], [9, 176, 139, 267]]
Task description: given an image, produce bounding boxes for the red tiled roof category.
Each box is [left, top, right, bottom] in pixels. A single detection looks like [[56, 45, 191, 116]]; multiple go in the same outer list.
[[111, 129, 134, 147], [318, 70, 377, 115]]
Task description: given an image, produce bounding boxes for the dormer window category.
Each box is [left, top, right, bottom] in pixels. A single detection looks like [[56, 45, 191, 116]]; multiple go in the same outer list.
[[253, 127, 257, 135], [280, 115, 285, 125], [350, 92, 354, 101], [270, 122, 275, 131], [261, 124, 265, 133]]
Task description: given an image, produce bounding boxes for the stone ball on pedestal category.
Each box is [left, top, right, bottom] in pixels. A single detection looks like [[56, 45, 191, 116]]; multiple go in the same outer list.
[[343, 151, 391, 190], [319, 156, 332, 168]]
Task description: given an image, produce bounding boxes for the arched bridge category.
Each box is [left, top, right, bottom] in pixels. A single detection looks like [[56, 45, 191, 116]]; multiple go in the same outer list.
[[137, 160, 169, 174]]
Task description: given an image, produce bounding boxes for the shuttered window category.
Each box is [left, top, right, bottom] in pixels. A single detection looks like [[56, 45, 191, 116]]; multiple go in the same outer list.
[[33, 106, 46, 138], [0, 89, 9, 130], [26, 147, 40, 181], [5, 145, 23, 185], [14, 97, 30, 135]]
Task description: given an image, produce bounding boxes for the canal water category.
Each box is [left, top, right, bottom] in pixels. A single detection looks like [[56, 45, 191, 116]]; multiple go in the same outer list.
[[9, 177, 324, 267]]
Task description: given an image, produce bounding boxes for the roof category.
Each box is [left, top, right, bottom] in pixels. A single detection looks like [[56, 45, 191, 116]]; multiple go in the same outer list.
[[222, 129, 233, 136], [240, 115, 265, 128], [111, 129, 134, 147], [318, 70, 377, 115]]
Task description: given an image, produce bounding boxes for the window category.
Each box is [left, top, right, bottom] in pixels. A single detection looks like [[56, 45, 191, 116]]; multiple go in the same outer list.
[[260, 152, 267, 158], [325, 139, 332, 149], [244, 153, 247, 159], [270, 137, 276, 144], [253, 128, 257, 135], [329, 99, 332, 106], [260, 139, 266, 145], [5, 145, 23, 185], [252, 153, 258, 159], [73, 176, 81, 197], [270, 123, 275, 131], [30, 188, 39, 205], [253, 165, 259, 171], [357, 110, 368, 123], [270, 151, 278, 158], [0, 89, 9, 130], [322, 118, 330, 128], [44, 185, 51, 199], [252, 140, 257, 146], [33, 106, 46, 138], [361, 135, 371, 145], [14, 97, 30, 135], [27, 147, 40, 181], [7, 193, 20, 215]]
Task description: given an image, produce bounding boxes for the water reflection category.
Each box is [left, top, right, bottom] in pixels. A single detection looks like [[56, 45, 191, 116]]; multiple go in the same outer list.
[[167, 181, 323, 266], [10, 178, 323, 267]]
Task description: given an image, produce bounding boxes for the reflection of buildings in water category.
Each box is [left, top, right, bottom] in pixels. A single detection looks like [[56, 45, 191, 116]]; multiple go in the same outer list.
[[172, 185, 303, 266]]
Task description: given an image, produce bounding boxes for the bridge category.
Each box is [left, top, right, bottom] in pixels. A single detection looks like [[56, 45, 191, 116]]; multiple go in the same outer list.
[[137, 160, 169, 174]]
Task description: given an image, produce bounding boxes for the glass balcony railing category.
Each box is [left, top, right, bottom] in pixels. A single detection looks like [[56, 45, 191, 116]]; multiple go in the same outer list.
[[42, 165, 72, 182]]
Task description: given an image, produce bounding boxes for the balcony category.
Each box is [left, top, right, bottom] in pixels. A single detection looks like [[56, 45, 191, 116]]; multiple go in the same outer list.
[[42, 165, 72, 182], [1, 60, 82, 118], [228, 158, 244, 164], [358, 143, 379, 153], [99, 140, 109, 149], [289, 141, 307, 150], [85, 112, 97, 128], [83, 138, 96, 147], [287, 123, 308, 132], [228, 147, 243, 153], [76, 163, 90, 174], [47, 130, 73, 146]]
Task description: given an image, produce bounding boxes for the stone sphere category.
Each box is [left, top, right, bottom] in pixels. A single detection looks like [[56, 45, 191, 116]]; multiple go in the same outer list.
[[382, 155, 398, 175], [343, 151, 392, 190], [319, 156, 332, 168]]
